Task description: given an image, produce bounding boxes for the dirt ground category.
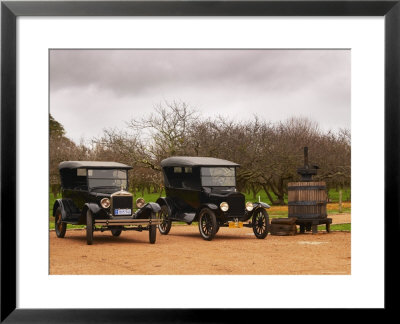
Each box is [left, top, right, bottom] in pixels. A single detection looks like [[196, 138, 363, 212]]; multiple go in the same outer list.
[[50, 213, 350, 275]]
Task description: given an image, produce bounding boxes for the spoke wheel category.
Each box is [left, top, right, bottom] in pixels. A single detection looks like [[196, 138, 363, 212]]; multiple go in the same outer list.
[[158, 205, 172, 235], [252, 208, 269, 239], [86, 210, 94, 245], [198, 208, 217, 241], [54, 207, 66, 238]]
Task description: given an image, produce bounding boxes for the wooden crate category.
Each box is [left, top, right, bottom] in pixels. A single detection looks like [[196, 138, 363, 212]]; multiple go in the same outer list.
[[271, 217, 297, 225], [270, 223, 297, 236]]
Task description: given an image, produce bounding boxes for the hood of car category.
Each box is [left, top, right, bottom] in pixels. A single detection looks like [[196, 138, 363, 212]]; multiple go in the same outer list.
[[208, 190, 244, 199], [111, 189, 132, 197], [203, 187, 239, 196], [206, 191, 245, 216]]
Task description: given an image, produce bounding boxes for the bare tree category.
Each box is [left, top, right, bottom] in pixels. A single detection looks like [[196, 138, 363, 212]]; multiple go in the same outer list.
[[127, 100, 199, 166], [50, 105, 351, 205]]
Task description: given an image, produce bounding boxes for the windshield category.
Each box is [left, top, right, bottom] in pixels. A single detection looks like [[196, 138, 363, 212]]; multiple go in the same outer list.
[[88, 169, 128, 189], [201, 167, 236, 187]]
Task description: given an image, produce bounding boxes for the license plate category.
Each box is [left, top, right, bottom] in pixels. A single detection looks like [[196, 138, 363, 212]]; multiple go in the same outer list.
[[228, 221, 243, 228], [114, 208, 131, 216]]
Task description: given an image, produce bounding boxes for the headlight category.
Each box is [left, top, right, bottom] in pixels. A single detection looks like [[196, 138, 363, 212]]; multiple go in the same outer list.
[[220, 202, 229, 212], [100, 198, 111, 209], [246, 202, 254, 211], [136, 197, 145, 208]]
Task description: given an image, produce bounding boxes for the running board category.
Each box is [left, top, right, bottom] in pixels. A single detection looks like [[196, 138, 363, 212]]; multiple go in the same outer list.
[[175, 213, 196, 223], [62, 216, 80, 224]]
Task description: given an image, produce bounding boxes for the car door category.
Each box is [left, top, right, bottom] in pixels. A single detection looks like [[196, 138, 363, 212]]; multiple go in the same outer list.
[[166, 166, 200, 220]]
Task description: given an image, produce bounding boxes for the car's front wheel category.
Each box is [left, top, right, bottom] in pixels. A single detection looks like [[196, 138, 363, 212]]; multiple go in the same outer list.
[[252, 208, 269, 239], [86, 210, 94, 245], [54, 207, 66, 238], [158, 205, 172, 235], [149, 214, 157, 244], [198, 208, 217, 241]]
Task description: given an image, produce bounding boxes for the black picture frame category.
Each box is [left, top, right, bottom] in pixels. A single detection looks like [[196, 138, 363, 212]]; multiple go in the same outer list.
[[1, 0, 398, 322]]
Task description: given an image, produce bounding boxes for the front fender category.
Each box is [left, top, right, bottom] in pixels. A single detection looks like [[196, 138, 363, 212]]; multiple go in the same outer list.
[[84, 202, 102, 215], [194, 203, 219, 221], [145, 202, 161, 213], [253, 201, 271, 209], [156, 197, 171, 207], [199, 203, 219, 211], [53, 198, 80, 220], [242, 201, 270, 221], [135, 202, 161, 219], [79, 203, 104, 224]]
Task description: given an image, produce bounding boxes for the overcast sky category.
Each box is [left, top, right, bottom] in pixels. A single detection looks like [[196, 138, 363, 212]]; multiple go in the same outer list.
[[50, 49, 350, 144]]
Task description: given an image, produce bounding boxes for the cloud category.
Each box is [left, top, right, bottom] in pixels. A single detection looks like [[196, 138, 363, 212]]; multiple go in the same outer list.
[[50, 49, 350, 143]]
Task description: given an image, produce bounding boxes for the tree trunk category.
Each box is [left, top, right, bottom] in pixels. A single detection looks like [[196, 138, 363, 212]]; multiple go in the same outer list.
[[268, 180, 286, 205], [262, 184, 285, 205], [262, 184, 273, 205], [250, 183, 258, 200]]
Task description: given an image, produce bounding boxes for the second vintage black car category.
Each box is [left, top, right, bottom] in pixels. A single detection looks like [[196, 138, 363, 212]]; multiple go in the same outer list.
[[53, 161, 161, 245], [156, 156, 270, 240]]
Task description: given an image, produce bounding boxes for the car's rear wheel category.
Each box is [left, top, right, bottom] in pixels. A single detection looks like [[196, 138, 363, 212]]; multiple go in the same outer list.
[[86, 210, 94, 245], [158, 205, 172, 235], [252, 208, 269, 239], [198, 208, 217, 241], [111, 228, 122, 237], [149, 214, 157, 244], [54, 207, 66, 238]]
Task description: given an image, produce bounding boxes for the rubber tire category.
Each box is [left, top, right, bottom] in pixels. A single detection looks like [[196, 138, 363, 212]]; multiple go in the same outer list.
[[215, 223, 220, 234], [86, 210, 94, 245], [198, 208, 217, 241], [158, 205, 172, 235], [252, 208, 269, 239], [54, 207, 67, 238], [149, 224, 157, 244], [111, 229, 122, 237]]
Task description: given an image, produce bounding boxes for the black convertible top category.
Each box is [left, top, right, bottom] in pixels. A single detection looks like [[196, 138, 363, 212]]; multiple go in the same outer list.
[[160, 156, 239, 168], [59, 161, 132, 170]]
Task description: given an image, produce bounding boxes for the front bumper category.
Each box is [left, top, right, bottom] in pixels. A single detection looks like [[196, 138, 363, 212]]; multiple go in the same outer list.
[[95, 218, 161, 226]]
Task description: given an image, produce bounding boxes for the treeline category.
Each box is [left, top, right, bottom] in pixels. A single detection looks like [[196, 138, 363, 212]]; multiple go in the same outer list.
[[50, 101, 350, 205]]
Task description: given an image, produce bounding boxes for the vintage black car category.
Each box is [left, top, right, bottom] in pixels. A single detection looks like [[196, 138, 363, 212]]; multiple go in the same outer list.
[[156, 156, 270, 241], [53, 161, 161, 245]]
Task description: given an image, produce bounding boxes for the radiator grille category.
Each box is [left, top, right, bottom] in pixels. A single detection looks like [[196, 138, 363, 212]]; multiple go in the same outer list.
[[112, 195, 133, 215], [226, 195, 245, 216]]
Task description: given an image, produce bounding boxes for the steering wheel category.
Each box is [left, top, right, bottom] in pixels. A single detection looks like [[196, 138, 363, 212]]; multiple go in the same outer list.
[[215, 177, 225, 186]]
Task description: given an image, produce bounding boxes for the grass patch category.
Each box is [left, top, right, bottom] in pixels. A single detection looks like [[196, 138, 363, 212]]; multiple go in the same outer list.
[[49, 188, 351, 229], [318, 223, 351, 231], [327, 188, 351, 203]]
